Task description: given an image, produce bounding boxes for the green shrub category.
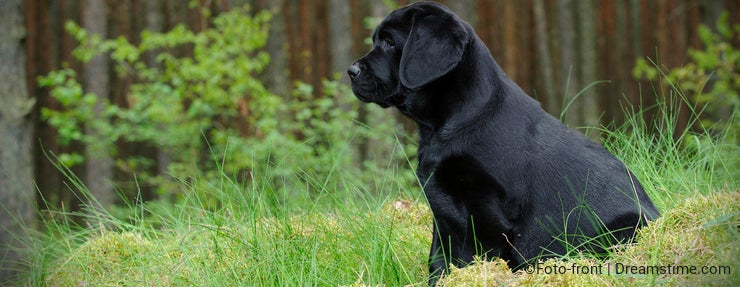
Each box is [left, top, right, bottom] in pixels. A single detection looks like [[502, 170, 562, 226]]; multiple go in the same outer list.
[[38, 6, 415, 201], [39, 7, 274, 190], [633, 11, 739, 143]]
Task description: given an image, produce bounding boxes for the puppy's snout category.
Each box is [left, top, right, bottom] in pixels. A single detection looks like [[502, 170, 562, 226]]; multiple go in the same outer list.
[[347, 64, 361, 78]]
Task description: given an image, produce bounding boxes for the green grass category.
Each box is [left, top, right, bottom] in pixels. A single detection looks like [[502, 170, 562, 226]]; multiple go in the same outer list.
[[599, 95, 738, 211], [17, 92, 739, 286], [26, 143, 432, 286]]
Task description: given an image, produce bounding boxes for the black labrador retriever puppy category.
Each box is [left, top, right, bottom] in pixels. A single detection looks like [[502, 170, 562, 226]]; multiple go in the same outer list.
[[347, 1, 659, 284]]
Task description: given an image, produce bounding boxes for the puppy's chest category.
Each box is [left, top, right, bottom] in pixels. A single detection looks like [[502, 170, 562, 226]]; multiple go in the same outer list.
[[418, 148, 502, 197]]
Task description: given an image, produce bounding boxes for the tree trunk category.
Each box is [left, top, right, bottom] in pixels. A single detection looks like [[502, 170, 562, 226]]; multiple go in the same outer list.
[[81, 0, 114, 209], [146, 0, 173, 200], [533, 0, 557, 114], [0, 0, 35, 282], [557, 0, 578, 125], [351, 0, 372, 163], [329, 0, 352, 79], [314, 0, 330, 94], [575, 0, 599, 137], [260, 0, 290, 98], [27, 0, 84, 214]]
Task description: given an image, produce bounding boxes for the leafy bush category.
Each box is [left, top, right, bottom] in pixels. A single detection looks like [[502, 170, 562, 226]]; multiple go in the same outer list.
[[633, 11, 739, 142], [38, 7, 415, 201]]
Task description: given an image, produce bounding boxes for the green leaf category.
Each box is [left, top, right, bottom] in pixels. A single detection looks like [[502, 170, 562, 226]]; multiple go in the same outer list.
[[716, 11, 731, 39]]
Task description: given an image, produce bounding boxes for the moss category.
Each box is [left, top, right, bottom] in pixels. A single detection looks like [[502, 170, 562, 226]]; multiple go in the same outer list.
[[614, 190, 740, 286], [380, 198, 433, 227], [436, 258, 516, 287], [434, 191, 740, 286], [46, 231, 166, 286]]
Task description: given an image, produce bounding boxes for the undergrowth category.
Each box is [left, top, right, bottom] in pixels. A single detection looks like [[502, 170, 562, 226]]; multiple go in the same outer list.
[[16, 98, 738, 286]]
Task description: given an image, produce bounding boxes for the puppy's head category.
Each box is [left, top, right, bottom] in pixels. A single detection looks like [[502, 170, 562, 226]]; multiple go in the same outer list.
[[347, 2, 470, 108]]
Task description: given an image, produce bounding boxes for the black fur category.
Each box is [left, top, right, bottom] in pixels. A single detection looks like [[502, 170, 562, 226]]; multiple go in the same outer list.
[[347, 2, 659, 284]]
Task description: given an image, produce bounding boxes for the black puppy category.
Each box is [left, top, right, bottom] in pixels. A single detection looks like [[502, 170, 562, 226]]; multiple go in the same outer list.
[[348, 1, 659, 284]]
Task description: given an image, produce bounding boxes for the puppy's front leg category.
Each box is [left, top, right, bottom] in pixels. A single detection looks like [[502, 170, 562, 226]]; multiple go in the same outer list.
[[428, 224, 447, 286]]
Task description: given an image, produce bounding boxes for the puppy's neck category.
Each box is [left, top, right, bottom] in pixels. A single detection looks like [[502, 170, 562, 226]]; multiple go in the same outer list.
[[404, 37, 508, 138]]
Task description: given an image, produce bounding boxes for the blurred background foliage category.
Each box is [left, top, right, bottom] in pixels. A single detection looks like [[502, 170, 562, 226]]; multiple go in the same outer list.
[[634, 11, 739, 143], [15, 0, 739, 215], [37, 7, 415, 207]]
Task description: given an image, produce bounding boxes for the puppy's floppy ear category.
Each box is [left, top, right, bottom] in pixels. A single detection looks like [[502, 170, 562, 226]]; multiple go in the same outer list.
[[400, 13, 468, 90]]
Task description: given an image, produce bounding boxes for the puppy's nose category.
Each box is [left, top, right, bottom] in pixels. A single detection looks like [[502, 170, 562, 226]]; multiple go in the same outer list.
[[347, 65, 361, 78]]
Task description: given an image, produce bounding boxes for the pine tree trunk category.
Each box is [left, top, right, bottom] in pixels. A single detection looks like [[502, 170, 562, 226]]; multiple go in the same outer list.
[[557, 0, 578, 125], [0, 0, 35, 282], [575, 0, 600, 137], [533, 0, 557, 114], [81, 0, 114, 208]]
